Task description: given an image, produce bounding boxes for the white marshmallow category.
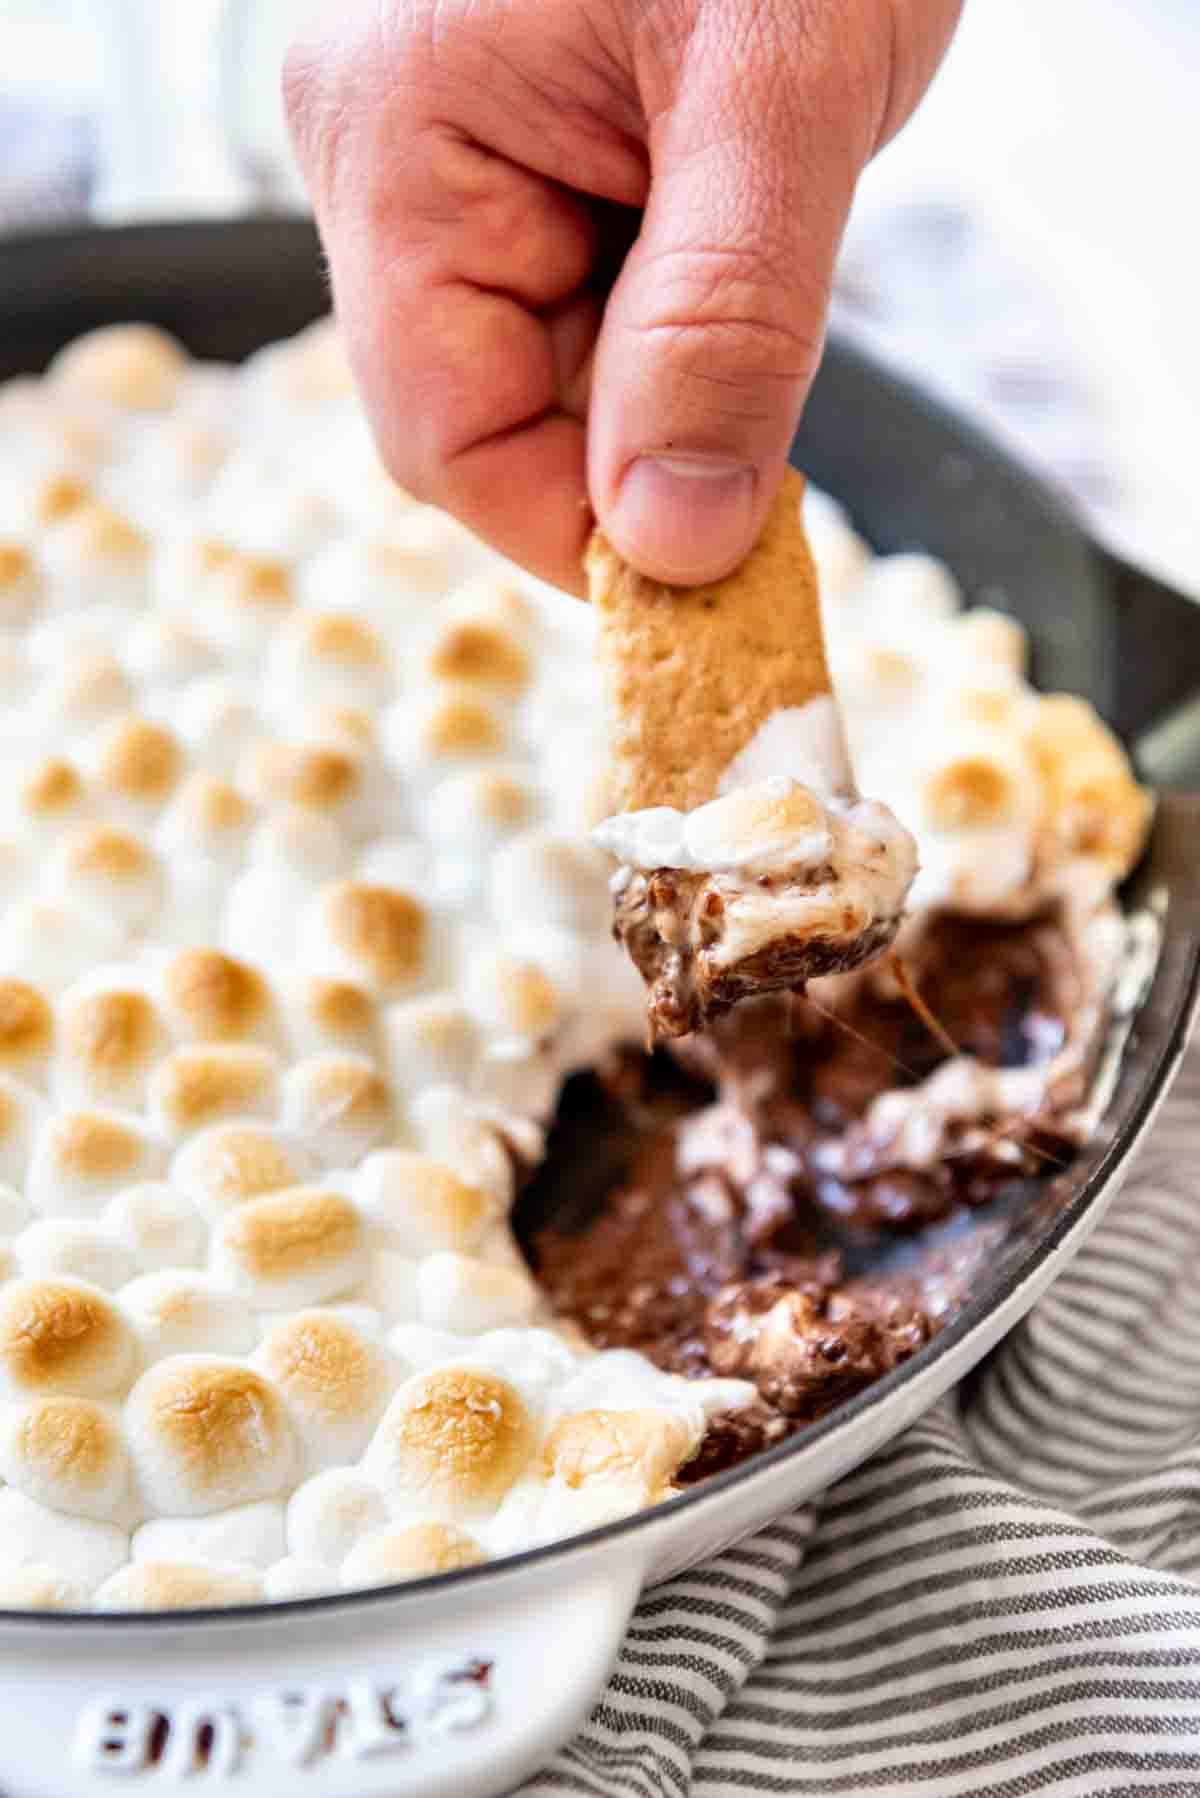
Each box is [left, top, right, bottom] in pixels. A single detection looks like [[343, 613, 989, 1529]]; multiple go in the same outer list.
[[417, 1253, 538, 1334], [0, 1487, 128, 1596], [102, 1183, 207, 1273], [286, 1468, 388, 1567], [119, 1270, 259, 1363], [383, 995, 479, 1100], [280, 1052, 394, 1167], [15, 1220, 137, 1291], [263, 1555, 335, 1600], [132, 1500, 285, 1570]]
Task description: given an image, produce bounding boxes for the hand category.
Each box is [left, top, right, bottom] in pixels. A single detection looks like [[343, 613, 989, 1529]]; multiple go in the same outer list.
[[286, 0, 961, 595]]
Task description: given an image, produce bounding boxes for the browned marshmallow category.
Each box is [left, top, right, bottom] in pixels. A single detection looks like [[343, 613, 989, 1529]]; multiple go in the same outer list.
[[148, 1044, 281, 1139], [126, 1355, 294, 1515], [55, 824, 164, 935], [27, 1109, 164, 1216], [0, 1276, 135, 1398], [156, 772, 255, 868], [255, 1309, 395, 1468], [211, 1187, 365, 1309], [49, 323, 186, 411], [0, 1394, 129, 1520], [543, 1408, 694, 1499], [94, 716, 184, 814], [0, 542, 44, 629], [280, 1053, 393, 1166], [354, 1151, 491, 1256], [0, 979, 53, 1081], [364, 1367, 532, 1517], [341, 1521, 485, 1587], [285, 976, 378, 1060], [160, 947, 275, 1045], [57, 986, 164, 1106], [94, 1559, 264, 1611], [170, 1122, 306, 1221], [304, 880, 428, 996]]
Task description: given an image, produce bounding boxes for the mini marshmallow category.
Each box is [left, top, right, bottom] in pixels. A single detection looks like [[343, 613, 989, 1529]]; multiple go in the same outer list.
[[363, 1366, 532, 1518], [383, 686, 508, 770], [102, 1184, 207, 1273], [27, 470, 91, 532], [221, 868, 303, 971], [27, 1108, 164, 1217], [0, 1181, 32, 1236], [0, 901, 118, 996], [0, 541, 44, 629], [300, 880, 429, 997], [541, 1407, 695, 1501], [15, 1220, 138, 1291], [50, 824, 164, 936], [263, 1556, 334, 1600], [0, 1394, 130, 1520], [119, 1271, 258, 1363], [953, 606, 1029, 674], [266, 609, 394, 712], [463, 951, 563, 1051], [125, 1354, 294, 1515], [256, 1310, 395, 1468], [284, 975, 379, 1061], [94, 1559, 264, 1611], [132, 1500, 285, 1570], [0, 978, 53, 1081], [171, 1121, 308, 1221], [49, 323, 186, 411], [383, 995, 479, 1099], [157, 772, 255, 868], [40, 501, 149, 610], [343, 1249, 422, 1327], [56, 983, 165, 1107], [417, 1253, 538, 1334], [0, 1276, 135, 1398], [280, 1053, 394, 1166], [424, 612, 530, 695], [0, 1563, 87, 1609], [285, 1468, 388, 1567], [341, 1521, 485, 1588], [0, 1487, 128, 1596], [249, 804, 345, 886], [172, 674, 263, 774], [211, 1187, 365, 1309], [203, 551, 295, 661], [355, 1151, 491, 1257], [92, 715, 184, 816], [240, 737, 364, 825], [488, 831, 612, 936], [147, 1043, 281, 1139], [424, 764, 535, 856], [8, 755, 91, 845], [409, 1086, 517, 1207], [32, 649, 133, 731], [125, 611, 220, 688], [159, 946, 276, 1045], [0, 1075, 45, 1186]]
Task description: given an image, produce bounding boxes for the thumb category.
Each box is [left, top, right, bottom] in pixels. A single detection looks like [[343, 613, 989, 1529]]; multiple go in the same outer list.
[[588, 28, 868, 585]]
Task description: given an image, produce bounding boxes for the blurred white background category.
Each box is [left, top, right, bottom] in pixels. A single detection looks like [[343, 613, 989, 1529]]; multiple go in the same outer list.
[[2, 0, 1197, 592]]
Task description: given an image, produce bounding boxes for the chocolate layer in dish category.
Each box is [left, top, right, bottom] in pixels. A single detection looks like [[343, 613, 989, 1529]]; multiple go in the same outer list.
[[524, 909, 1084, 1477]]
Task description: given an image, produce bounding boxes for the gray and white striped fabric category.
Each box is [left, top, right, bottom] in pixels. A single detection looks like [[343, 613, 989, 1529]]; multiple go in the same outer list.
[[522, 1045, 1200, 1798]]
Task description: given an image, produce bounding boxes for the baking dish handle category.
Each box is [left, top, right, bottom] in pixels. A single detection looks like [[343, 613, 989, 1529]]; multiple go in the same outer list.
[[0, 1549, 645, 1798]]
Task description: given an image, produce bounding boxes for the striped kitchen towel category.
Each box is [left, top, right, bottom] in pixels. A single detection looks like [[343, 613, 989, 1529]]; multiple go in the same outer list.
[[523, 1043, 1200, 1798]]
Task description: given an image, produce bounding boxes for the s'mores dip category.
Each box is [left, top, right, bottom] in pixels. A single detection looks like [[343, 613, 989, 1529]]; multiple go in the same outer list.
[[0, 318, 1149, 1609]]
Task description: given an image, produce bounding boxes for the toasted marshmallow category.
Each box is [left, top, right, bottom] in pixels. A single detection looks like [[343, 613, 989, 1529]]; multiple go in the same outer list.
[[418, 1254, 538, 1334], [280, 1053, 393, 1166], [49, 323, 186, 412], [0, 542, 44, 629], [157, 772, 255, 869], [285, 1467, 387, 1567], [204, 552, 295, 661], [132, 1500, 285, 1571], [211, 1187, 365, 1309], [0, 1276, 134, 1398], [363, 1366, 532, 1518], [15, 1220, 137, 1291], [1027, 694, 1153, 878], [126, 1355, 294, 1515], [241, 737, 363, 827], [263, 1556, 334, 1600], [0, 1563, 87, 1609], [159, 947, 275, 1046], [0, 1394, 130, 1520], [27, 470, 91, 531], [119, 1271, 257, 1363], [383, 995, 479, 1099], [94, 1559, 263, 1611], [463, 951, 562, 1051], [542, 1407, 694, 1501], [342, 1521, 485, 1588], [858, 551, 961, 626], [93, 716, 184, 816], [355, 1151, 491, 1256], [301, 880, 429, 997], [0, 1488, 128, 1596], [255, 1310, 395, 1469], [41, 501, 149, 609], [56, 984, 164, 1107], [425, 613, 530, 695], [27, 1109, 164, 1217], [266, 610, 393, 712], [9, 755, 91, 845], [102, 1184, 206, 1273], [249, 805, 345, 886], [147, 1044, 281, 1140], [383, 686, 508, 769], [0, 1076, 44, 1185], [171, 1122, 307, 1221], [425, 765, 535, 855], [284, 976, 378, 1061], [488, 831, 611, 935], [33, 649, 133, 732], [953, 606, 1029, 674], [0, 979, 53, 1081], [51, 824, 164, 936], [409, 1087, 517, 1207]]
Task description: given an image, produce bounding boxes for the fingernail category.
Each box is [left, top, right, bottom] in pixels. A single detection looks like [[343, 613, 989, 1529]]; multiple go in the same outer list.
[[607, 454, 757, 583]]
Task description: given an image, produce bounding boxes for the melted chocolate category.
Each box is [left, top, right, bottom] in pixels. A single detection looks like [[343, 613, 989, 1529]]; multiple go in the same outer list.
[[524, 910, 1082, 1477]]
